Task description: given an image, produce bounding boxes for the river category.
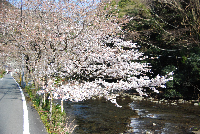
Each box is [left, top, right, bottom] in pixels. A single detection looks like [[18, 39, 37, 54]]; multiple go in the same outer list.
[[54, 95, 200, 134]]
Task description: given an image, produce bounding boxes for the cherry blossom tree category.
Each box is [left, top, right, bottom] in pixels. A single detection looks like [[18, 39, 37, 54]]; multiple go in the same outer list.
[[1, 0, 103, 85], [1, 0, 173, 108]]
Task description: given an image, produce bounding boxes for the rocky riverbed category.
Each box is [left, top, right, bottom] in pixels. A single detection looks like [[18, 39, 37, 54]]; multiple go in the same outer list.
[[54, 95, 200, 134]]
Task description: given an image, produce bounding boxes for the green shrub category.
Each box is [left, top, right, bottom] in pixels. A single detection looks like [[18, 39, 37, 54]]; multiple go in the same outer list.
[[118, 0, 131, 8], [164, 89, 182, 98], [0, 70, 6, 78]]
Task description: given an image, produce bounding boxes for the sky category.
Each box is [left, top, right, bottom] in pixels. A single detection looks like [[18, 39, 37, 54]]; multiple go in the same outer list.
[[8, 0, 101, 9], [7, 0, 102, 22]]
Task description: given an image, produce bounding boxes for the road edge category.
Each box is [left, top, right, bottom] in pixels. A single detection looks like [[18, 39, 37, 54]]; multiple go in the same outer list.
[[12, 76, 30, 134]]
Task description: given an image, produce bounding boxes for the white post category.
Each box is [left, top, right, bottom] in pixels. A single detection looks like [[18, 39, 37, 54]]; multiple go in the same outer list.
[[61, 98, 63, 113], [50, 91, 53, 121]]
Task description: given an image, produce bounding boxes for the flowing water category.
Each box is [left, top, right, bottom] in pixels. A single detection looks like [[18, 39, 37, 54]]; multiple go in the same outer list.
[[128, 100, 200, 134], [54, 96, 200, 134]]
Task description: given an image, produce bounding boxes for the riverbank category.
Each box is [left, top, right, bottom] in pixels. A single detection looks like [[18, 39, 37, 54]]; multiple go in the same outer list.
[[23, 85, 77, 134], [121, 93, 200, 106], [55, 94, 200, 134]]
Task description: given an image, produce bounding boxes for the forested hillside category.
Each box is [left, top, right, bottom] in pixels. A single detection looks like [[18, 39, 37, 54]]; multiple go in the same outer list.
[[105, 0, 200, 99]]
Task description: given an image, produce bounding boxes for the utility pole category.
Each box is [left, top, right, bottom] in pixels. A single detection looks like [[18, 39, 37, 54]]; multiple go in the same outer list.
[[20, 0, 25, 88], [21, 54, 25, 88], [21, 0, 22, 22]]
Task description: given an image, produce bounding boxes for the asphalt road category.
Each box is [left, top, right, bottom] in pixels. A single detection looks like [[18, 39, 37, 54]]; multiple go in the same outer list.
[[0, 74, 47, 134]]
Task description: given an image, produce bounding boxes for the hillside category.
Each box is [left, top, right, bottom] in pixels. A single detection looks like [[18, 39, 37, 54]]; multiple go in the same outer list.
[[104, 0, 200, 99]]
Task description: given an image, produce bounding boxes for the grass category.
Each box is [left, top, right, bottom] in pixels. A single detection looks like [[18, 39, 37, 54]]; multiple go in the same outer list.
[[25, 85, 70, 134], [0, 70, 6, 78]]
